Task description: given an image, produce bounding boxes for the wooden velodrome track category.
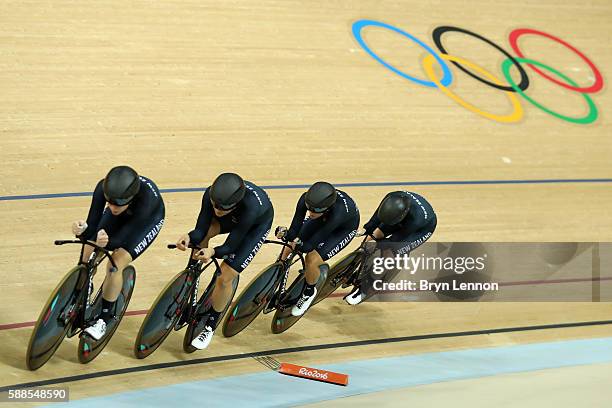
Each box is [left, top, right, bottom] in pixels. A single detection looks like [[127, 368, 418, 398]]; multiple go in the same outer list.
[[1, 0, 611, 405]]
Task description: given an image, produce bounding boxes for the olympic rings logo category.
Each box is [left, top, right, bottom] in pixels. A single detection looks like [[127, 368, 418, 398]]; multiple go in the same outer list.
[[351, 20, 604, 124]]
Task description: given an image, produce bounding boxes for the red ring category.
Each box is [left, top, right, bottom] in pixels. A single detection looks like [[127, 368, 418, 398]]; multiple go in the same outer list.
[[509, 28, 603, 93]]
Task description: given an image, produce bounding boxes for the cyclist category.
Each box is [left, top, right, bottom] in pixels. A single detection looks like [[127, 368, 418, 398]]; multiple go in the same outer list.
[[72, 166, 165, 340], [176, 173, 273, 350], [346, 190, 437, 305], [276, 181, 359, 316]]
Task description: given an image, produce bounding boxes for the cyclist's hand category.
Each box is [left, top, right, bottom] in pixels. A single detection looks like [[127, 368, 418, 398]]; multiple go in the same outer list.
[[72, 220, 87, 236], [176, 234, 190, 251], [96, 229, 109, 248], [194, 247, 215, 262], [275, 226, 288, 239]]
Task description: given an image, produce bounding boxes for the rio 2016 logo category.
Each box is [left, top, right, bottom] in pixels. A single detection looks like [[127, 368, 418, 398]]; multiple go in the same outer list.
[[352, 20, 604, 125]]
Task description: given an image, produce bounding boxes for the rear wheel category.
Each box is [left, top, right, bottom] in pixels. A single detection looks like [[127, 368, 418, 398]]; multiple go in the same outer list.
[[79, 266, 136, 363], [270, 265, 328, 334], [313, 251, 362, 305], [134, 269, 191, 359], [221, 262, 282, 338], [26, 265, 86, 370], [182, 274, 238, 353]]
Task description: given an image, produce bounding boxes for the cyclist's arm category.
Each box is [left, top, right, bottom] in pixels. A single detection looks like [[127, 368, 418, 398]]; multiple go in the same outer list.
[[188, 189, 213, 244], [363, 212, 380, 235], [81, 180, 106, 240], [213, 212, 256, 258], [285, 194, 307, 242]]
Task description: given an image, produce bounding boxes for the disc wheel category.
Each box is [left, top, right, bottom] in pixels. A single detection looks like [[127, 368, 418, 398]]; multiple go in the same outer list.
[[26, 265, 85, 370], [221, 262, 282, 338], [134, 269, 191, 359]]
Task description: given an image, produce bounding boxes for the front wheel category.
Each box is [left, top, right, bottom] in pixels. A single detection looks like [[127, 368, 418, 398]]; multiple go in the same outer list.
[[26, 265, 86, 370], [79, 266, 136, 363], [221, 262, 282, 338], [134, 269, 191, 359]]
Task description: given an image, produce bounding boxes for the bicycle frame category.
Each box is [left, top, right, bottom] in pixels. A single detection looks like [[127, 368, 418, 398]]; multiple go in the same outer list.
[[166, 244, 222, 327], [329, 236, 372, 287], [54, 239, 118, 332], [270, 240, 305, 298]]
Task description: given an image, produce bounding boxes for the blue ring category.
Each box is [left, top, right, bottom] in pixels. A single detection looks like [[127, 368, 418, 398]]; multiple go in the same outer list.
[[352, 19, 453, 88]]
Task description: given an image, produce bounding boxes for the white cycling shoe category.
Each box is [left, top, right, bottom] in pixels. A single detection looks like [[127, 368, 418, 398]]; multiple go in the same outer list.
[[191, 326, 215, 350], [84, 318, 107, 340], [291, 288, 317, 317], [344, 287, 365, 305]]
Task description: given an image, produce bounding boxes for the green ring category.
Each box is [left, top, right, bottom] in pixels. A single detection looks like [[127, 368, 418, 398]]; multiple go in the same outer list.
[[502, 57, 598, 124]]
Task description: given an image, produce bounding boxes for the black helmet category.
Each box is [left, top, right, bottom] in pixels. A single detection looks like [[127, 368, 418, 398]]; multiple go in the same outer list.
[[305, 181, 337, 213], [377, 192, 411, 225], [210, 173, 246, 210], [103, 166, 140, 206]]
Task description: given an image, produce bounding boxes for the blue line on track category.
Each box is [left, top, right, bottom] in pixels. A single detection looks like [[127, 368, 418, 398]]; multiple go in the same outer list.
[[1, 178, 611, 202], [46, 337, 612, 408]]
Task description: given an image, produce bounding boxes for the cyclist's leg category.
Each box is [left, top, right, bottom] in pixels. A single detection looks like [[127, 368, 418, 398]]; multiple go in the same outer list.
[[102, 249, 133, 301], [304, 251, 324, 286], [84, 247, 133, 339], [304, 224, 357, 285], [311, 214, 360, 283], [291, 249, 325, 316], [295, 222, 358, 312], [296, 218, 334, 287], [211, 216, 272, 322]]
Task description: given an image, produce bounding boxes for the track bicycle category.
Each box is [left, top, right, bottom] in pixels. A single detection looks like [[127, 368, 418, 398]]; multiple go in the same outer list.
[[134, 244, 237, 358], [26, 239, 136, 370], [222, 239, 328, 336]]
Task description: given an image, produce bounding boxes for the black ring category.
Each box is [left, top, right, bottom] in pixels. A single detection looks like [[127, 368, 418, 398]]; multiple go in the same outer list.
[[432, 26, 530, 92]]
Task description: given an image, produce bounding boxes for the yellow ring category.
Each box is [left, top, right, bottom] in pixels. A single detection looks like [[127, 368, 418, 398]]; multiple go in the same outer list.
[[422, 54, 524, 123]]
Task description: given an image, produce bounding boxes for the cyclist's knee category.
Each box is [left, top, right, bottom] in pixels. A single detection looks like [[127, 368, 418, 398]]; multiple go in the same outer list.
[[305, 251, 323, 267], [107, 249, 132, 272]]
